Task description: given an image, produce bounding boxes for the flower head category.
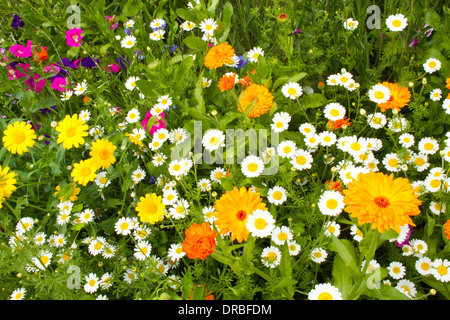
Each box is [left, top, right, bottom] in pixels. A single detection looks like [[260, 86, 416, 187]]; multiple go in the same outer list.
[[204, 43, 235, 69], [136, 193, 166, 224], [89, 138, 117, 170], [213, 186, 267, 243], [343, 171, 422, 233], [71, 159, 97, 186], [182, 222, 217, 260], [55, 114, 89, 149], [66, 28, 84, 47], [238, 84, 274, 118], [2, 121, 37, 155], [377, 82, 411, 112]]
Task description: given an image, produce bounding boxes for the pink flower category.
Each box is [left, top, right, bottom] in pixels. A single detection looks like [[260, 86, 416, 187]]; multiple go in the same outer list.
[[8, 63, 30, 80], [142, 111, 167, 135], [103, 63, 120, 74], [9, 40, 33, 58], [66, 28, 84, 47], [51, 77, 67, 92], [25, 73, 46, 93], [43, 63, 61, 74]]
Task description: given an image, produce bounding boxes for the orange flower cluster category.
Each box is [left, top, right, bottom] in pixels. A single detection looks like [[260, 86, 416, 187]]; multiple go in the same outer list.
[[182, 222, 217, 260], [326, 117, 352, 130], [377, 82, 411, 112], [217, 73, 237, 91], [444, 220, 450, 240], [238, 84, 274, 118], [33, 47, 48, 64], [204, 43, 235, 69]]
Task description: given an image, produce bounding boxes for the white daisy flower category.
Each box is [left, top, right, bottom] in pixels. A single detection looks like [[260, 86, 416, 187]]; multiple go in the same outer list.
[[84, 273, 100, 294], [398, 133, 415, 148], [60, 90, 73, 101], [308, 283, 342, 300], [247, 46, 264, 63], [126, 108, 140, 123], [73, 81, 88, 96], [149, 29, 165, 41], [134, 240, 152, 261], [10, 287, 26, 300], [311, 247, 328, 264], [277, 140, 297, 158], [290, 149, 313, 171], [181, 20, 196, 31], [115, 217, 134, 235], [299, 123, 316, 136], [324, 221, 341, 237], [125, 76, 140, 91], [323, 102, 346, 121], [418, 137, 439, 155], [199, 18, 217, 35], [368, 84, 391, 104], [386, 13, 408, 32], [318, 190, 345, 216], [202, 129, 225, 151], [267, 186, 288, 205], [387, 261, 406, 280], [367, 112, 387, 129], [241, 155, 265, 178], [167, 243, 186, 262], [246, 209, 275, 238], [210, 167, 226, 184], [344, 17, 359, 30], [121, 35, 136, 48], [271, 111, 291, 132], [423, 58, 441, 74], [281, 82, 303, 99], [430, 88, 442, 101], [261, 246, 282, 268]]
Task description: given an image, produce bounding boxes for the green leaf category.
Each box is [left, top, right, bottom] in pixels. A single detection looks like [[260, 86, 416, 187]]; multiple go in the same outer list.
[[330, 236, 360, 277], [300, 93, 327, 109], [71, 223, 85, 231], [287, 72, 307, 83], [174, 56, 194, 91], [184, 35, 207, 52], [176, 8, 198, 24], [332, 254, 353, 299], [135, 80, 158, 99], [218, 2, 233, 43], [425, 9, 441, 30], [122, 0, 140, 16]]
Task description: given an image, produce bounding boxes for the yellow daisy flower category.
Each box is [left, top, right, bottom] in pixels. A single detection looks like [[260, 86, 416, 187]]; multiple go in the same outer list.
[[2, 121, 37, 155], [55, 114, 89, 150]]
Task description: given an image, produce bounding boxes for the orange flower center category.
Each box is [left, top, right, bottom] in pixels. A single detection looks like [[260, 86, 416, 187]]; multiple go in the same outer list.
[[374, 196, 390, 208], [236, 210, 247, 221]]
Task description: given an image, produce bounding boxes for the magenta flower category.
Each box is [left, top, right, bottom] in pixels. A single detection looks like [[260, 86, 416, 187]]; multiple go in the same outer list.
[[25, 73, 46, 93], [8, 63, 30, 80], [51, 77, 67, 92], [142, 111, 167, 135], [9, 40, 33, 58], [66, 28, 84, 47]]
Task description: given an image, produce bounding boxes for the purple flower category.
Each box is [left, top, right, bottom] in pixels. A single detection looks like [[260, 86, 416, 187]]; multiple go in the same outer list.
[[291, 28, 302, 35], [11, 15, 24, 30], [117, 55, 130, 70], [235, 55, 248, 69], [80, 57, 99, 68]]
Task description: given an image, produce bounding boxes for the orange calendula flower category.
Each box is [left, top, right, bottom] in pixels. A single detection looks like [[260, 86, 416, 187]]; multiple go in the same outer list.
[[325, 180, 342, 193], [213, 186, 267, 243], [444, 220, 450, 240], [204, 43, 235, 69], [377, 82, 411, 112], [343, 171, 422, 234], [326, 117, 352, 130], [446, 77, 450, 90], [33, 46, 48, 63], [182, 222, 217, 260], [238, 84, 274, 118], [217, 73, 236, 91], [237, 75, 252, 88]]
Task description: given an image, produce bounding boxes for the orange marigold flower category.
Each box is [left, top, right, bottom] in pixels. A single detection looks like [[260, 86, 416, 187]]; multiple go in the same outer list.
[[325, 180, 342, 193], [237, 75, 252, 88], [213, 186, 267, 243], [238, 84, 274, 118], [33, 47, 48, 63], [217, 73, 236, 91], [343, 171, 422, 234], [326, 117, 352, 130], [444, 220, 450, 240], [377, 82, 411, 112], [83, 96, 89, 103], [182, 222, 217, 260], [204, 43, 235, 69], [446, 77, 450, 90]]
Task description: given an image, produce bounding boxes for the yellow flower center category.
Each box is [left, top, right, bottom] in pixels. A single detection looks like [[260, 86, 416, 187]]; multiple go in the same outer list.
[[272, 191, 283, 200], [392, 20, 402, 28], [326, 199, 338, 210], [428, 61, 437, 68], [374, 91, 385, 100], [247, 162, 259, 172], [317, 292, 333, 300], [254, 218, 267, 230]]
